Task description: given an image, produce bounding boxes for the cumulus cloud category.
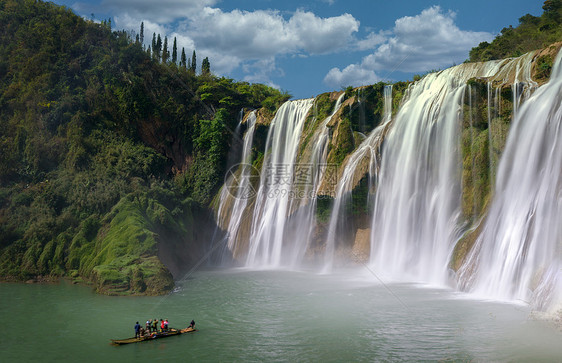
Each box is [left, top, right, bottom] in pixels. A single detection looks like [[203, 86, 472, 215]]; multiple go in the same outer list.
[[113, 13, 168, 39], [366, 6, 493, 71], [356, 31, 388, 51], [101, 0, 216, 23], [242, 58, 283, 89], [324, 64, 380, 89], [324, 6, 494, 88], [185, 8, 359, 59], [177, 7, 359, 82]]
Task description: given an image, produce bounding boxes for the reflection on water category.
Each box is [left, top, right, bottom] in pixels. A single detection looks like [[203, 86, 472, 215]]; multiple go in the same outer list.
[[1, 269, 561, 362]]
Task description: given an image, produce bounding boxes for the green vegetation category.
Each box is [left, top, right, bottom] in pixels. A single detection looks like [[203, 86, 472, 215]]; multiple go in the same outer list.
[[315, 196, 334, 224], [299, 92, 336, 158], [469, 0, 562, 61], [0, 0, 289, 294]]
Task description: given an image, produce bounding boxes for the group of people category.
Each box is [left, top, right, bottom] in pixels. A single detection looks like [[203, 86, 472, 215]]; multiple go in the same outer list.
[[134, 319, 196, 338], [133, 319, 169, 338]]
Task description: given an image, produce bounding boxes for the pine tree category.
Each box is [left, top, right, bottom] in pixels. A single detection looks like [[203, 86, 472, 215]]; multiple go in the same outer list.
[[147, 45, 152, 58], [202, 57, 211, 74], [162, 36, 169, 63], [152, 33, 157, 60], [156, 34, 162, 62], [180, 48, 187, 69], [191, 50, 197, 73], [187, 58, 191, 71], [140, 22, 144, 46], [172, 37, 178, 64], [135, 34, 139, 44]]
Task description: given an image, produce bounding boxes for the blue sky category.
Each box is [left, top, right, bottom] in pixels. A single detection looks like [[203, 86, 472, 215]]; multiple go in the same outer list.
[[52, 0, 545, 98]]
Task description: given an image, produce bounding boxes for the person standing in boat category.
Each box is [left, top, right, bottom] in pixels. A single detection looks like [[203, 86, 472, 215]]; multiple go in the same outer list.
[[160, 319, 165, 332], [146, 319, 151, 333], [134, 322, 141, 338], [152, 318, 158, 333], [164, 319, 169, 331], [189, 320, 195, 329]]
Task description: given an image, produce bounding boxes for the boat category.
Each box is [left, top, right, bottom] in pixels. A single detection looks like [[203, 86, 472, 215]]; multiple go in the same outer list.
[[111, 327, 196, 345]]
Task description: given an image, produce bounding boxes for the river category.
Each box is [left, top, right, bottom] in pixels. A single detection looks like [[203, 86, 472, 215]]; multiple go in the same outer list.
[[2, 269, 561, 362]]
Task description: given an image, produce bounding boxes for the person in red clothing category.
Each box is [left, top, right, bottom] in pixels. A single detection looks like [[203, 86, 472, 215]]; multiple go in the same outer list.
[[164, 319, 169, 331], [160, 319, 165, 332]]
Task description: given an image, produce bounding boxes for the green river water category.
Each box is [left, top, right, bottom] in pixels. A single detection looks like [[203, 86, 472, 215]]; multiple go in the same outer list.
[[1, 268, 561, 362]]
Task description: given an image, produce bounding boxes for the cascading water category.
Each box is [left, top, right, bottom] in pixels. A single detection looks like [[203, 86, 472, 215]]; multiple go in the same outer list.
[[323, 86, 393, 271], [216, 112, 257, 253], [486, 51, 537, 185], [215, 48, 557, 309], [246, 99, 314, 267], [367, 56, 532, 285], [282, 93, 346, 265], [458, 49, 562, 311]]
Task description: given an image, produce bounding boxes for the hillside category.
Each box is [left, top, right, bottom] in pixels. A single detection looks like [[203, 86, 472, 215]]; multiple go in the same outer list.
[[0, 0, 289, 294], [469, 0, 562, 61]]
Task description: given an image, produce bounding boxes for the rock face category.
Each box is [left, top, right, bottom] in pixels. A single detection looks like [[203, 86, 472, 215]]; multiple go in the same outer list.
[[352, 228, 370, 263]]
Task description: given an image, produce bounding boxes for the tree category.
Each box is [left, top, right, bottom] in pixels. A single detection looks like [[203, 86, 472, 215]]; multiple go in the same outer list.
[[162, 36, 169, 63], [151, 33, 157, 60], [140, 22, 144, 45], [156, 34, 162, 62], [180, 47, 187, 69], [202, 57, 210, 75], [172, 37, 178, 64], [543, 0, 561, 23], [191, 50, 197, 73]]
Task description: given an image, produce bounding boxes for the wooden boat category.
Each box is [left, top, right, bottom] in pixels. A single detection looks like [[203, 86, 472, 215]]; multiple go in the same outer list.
[[111, 327, 196, 345]]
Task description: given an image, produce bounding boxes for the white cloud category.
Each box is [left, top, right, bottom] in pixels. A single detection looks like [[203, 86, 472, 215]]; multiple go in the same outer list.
[[366, 6, 493, 72], [113, 13, 168, 39], [185, 8, 359, 59], [178, 7, 358, 83], [324, 6, 494, 87], [287, 10, 358, 54], [242, 58, 282, 90], [324, 64, 379, 89], [101, 0, 216, 23], [356, 31, 388, 51]]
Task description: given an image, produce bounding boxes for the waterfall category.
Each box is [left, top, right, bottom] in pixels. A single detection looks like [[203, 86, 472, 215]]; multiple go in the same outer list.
[[486, 51, 538, 186], [458, 50, 562, 310], [323, 86, 393, 271], [367, 58, 525, 285], [246, 99, 315, 267], [216, 112, 257, 253], [281, 93, 346, 266]]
